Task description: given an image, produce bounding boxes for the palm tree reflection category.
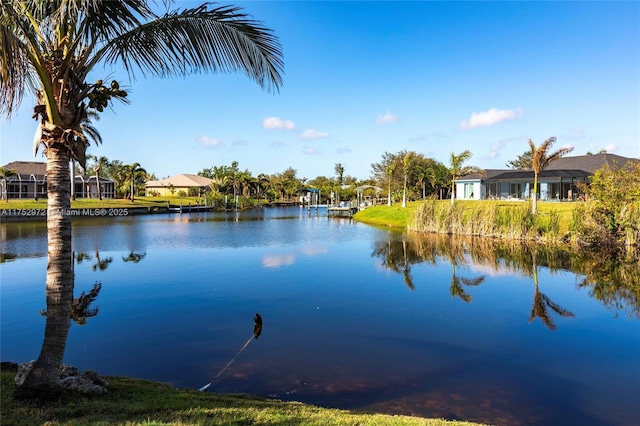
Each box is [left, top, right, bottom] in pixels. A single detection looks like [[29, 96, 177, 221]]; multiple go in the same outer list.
[[41, 282, 102, 325], [372, 236, 417, 291], [528, 252, 574, 330], [92, 251, 113, 271], [370, 234, 635, 327], [449, 262, 485, 303], [122, 251, 146, 263]]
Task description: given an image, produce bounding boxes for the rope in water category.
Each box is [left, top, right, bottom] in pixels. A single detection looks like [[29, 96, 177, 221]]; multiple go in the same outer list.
[[199, 313, 262, 391]]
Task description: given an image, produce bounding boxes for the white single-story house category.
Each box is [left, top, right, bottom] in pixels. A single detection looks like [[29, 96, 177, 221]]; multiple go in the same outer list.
[[455, 153, 637, 201], [145, 174, 213, 196], [1, 161, 115, 199]]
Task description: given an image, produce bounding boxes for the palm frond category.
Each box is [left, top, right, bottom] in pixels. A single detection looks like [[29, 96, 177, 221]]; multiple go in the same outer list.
[[98, 4, 283, 92], [0, 7, 39, 117], [540, 293, 575, 318], [529, 291, 556, 330], [460, 276, 485, 286]]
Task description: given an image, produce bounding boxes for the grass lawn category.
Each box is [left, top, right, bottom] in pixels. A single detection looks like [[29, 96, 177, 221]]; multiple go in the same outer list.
[[1, 370, 483, 426]]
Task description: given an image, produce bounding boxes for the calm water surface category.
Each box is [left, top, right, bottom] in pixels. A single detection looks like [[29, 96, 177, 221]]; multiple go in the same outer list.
[[1, 207, 639, 426]]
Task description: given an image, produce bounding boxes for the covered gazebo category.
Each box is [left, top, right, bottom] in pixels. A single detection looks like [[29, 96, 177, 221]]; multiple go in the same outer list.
[[355, 185, 383, 207]]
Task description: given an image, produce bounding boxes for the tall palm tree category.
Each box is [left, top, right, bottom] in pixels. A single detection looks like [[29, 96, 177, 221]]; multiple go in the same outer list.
[[529, 137, 574, 214], [449, 150, 482, 205], [1, 0, 283, 398], [402, 152, 413, 208], [386, 163, 395, 206], [88, 155, 110, 200], [125, 162, 146, 202], [334, 163, 344, 186], [416, 166, 436, 199]]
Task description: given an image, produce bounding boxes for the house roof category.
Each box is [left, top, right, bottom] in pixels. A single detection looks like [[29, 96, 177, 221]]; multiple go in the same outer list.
[[3, 161, 47, 176], [458, 153, 637, 181], [458, 169, 504, 181], [488, 169, 592, 180], [146, 174, 213, 188], [545, 153, 636, 173]]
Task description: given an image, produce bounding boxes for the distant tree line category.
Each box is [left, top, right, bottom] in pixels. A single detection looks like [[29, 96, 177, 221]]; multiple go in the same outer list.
[[84, 155, 155, 200]]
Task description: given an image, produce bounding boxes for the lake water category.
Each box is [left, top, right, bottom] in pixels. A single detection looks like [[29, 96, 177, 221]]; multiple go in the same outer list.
[[1, 207, 639, 426]]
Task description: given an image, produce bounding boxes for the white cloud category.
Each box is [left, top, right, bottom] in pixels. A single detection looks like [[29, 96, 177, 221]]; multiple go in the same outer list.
[[460, 107, 523, 129], [303, 146, 318, 155], [197, 135, 221, 147], [233, 139, 249, 146], [375, 110, 398, 125], [300, 129, 328, 140], [263, 116, 296, 130], [562, 142, 575, 151], [603, 143, 617, 153]]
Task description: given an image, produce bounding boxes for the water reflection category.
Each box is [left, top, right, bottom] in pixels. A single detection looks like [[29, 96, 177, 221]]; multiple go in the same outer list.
[[2, 211, 638, 425], [253, 313, 263, 339], [372, 233, 640, 321], [75, 250, 146, 268], [92, 252, 113, 271], [41, 282, 102, 326], [529, 253, 574, 330], [122, 251, 146, 263], [449, 263, 485, 303], [372, 237, 422, 291]]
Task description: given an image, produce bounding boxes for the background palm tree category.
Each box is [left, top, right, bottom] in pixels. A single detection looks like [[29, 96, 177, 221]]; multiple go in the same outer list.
[[1, 0, 283, 398], [386, 163, 395, 206], [529, 137, 574, 214], [401, 152, 413, 208], [0, 166, 17, 202], [125, 162, 146, 202], [87, 155, 110, 200], [449, 150, 482, 205], [415, 165, 436, 199]]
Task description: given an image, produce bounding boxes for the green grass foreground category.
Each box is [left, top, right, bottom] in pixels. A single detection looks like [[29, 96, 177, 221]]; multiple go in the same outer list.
[[1, 371, 483, 426]]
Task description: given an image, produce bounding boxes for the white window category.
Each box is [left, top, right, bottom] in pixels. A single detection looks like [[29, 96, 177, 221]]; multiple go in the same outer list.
[[464, 183, 474, 199]]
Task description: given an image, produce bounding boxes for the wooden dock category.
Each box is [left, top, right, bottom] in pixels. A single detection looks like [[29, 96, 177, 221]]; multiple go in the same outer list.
[[327, 205, 358, 217]]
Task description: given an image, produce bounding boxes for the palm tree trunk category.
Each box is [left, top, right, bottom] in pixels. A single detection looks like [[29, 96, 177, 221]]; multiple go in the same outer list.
[[450, 179, 455, 205], [532, 173, 538, 214], [15, 147, 74, 399], [95, 169, 101, 200], [402, 174, 407, 208]]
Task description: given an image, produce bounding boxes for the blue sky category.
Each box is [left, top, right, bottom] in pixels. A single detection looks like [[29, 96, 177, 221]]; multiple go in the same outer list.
[[1, 1, 639, 180]]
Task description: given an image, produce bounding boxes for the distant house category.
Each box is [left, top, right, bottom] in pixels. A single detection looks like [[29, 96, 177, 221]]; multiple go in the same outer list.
[[145, 174, 213, 196], [455, 153, 638, 201], [1, 161, 115, 199]]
